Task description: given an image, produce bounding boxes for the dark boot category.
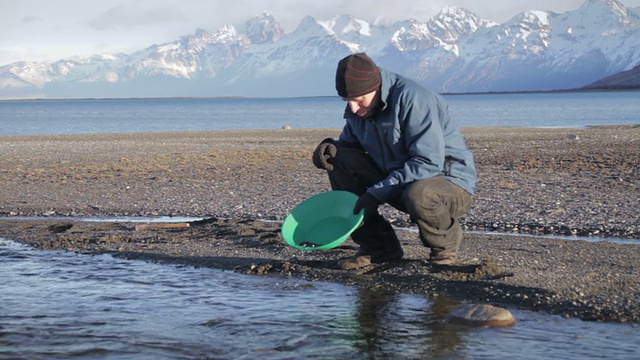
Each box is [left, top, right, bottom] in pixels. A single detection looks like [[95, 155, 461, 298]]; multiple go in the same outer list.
[[340, 213, 403, 269], [427, 220, 462, 265]]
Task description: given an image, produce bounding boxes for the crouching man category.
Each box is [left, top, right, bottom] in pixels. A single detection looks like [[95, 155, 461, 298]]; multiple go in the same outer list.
[[312, 53, 477, 269]]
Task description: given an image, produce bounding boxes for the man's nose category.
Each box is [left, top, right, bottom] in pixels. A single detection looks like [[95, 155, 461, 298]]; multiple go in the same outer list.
[[349, 101, 359, 113]]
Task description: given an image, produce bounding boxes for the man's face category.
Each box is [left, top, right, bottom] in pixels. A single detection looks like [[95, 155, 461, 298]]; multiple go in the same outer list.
[[345, 90, 378, 117]]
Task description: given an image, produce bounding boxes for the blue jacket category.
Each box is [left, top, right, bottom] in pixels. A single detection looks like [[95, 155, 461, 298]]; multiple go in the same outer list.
[[335, 69, 477, 203]]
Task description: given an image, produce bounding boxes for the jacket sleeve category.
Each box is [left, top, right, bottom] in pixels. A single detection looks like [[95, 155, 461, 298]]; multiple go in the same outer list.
[[368, 93, 447, 203]]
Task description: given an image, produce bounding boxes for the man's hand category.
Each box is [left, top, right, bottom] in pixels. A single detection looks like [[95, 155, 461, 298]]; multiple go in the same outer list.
[[353, 193, 380, 218], [312, 141, 337, 171]]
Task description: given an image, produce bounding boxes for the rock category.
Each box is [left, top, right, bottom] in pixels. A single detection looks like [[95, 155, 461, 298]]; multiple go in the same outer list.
[[567, 133, 579, 140], [282, 125, 292, 130], [447, 304, 516, 327]]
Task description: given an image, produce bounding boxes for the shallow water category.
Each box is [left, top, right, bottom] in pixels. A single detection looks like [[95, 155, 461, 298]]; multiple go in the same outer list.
[[1, 91, 639, 136], [1, 238, 638, 359]]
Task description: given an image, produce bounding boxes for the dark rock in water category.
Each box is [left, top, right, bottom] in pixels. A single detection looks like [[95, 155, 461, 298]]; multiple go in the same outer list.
[[447, 304, 516, 327]]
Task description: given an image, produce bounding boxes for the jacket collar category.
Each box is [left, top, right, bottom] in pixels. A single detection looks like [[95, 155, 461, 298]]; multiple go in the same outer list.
[[378, 68, 393, 112]]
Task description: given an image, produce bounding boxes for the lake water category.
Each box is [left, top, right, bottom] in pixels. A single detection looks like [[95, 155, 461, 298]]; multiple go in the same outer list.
[[2, 92, 639, 358], [2, 238, 639, 359], [0, 91, 639, 136]]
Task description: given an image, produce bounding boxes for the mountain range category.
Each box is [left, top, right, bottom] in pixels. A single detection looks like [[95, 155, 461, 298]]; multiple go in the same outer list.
[[1, 0, 639, 99]]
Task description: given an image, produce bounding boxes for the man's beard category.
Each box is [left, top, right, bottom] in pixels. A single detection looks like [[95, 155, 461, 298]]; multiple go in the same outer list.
[[359, 96, 380, 118]]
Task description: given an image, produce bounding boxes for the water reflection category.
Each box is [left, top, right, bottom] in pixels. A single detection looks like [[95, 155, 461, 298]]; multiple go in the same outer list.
[[350, 287, 640, 359], [353, 288, 469, 359], [428, 295, 466, 357]]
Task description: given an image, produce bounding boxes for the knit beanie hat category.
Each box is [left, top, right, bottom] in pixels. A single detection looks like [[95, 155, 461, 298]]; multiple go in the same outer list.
[[335, 53, 381, 98]]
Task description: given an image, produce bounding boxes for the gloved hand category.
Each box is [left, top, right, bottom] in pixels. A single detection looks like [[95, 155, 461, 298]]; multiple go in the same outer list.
[[353, 193, 380, 218], [312, 141, 337, 171]]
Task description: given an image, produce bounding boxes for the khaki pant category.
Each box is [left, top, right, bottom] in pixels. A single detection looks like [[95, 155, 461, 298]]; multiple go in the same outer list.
[[328, 147, 473, 257]]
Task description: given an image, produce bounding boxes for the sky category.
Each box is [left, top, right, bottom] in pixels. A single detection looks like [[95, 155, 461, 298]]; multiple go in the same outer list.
[[2, 0, 640, 66]]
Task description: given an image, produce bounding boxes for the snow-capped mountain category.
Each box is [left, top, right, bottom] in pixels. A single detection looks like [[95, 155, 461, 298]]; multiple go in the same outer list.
[[1, 0, 639, 99]]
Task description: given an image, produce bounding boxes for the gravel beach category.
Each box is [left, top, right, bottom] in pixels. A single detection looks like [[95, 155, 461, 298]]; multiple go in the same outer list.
[[0, 125, 638, 323]]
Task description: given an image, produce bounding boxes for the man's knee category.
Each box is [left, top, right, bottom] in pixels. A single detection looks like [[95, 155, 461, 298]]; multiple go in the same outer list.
[[402, 177, 450, 215]]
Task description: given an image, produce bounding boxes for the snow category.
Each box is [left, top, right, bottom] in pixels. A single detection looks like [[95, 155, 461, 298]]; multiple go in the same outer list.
[[104, 72, 119, 83], [531, 10, 550, 26]]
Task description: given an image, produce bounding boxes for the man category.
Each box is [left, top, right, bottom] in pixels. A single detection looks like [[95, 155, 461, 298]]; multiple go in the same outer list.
[[312, 53, 476, 269]]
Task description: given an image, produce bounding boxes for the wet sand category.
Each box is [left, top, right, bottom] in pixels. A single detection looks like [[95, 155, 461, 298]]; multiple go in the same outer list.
[[0, 125, 638, 323]]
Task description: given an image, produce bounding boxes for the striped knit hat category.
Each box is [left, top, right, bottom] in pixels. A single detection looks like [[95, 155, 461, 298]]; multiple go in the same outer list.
[[335, 53, 381, 98]]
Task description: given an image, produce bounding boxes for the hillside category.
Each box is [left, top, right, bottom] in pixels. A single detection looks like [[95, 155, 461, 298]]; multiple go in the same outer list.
[[584, 64, 640, 89]]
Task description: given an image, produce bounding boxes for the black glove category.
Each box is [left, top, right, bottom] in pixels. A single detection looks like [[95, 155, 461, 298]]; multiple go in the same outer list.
[[312, 141, 337, 171], [353, 193, 380, 218]]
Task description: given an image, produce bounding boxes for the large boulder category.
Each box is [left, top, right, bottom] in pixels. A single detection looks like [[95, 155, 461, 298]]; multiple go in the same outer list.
[[447, 304, 516, 327]]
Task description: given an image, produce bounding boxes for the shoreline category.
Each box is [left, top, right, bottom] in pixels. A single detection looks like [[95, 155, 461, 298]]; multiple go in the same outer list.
[[1, 122, 636, 138], [1, 87, 639, 103], [1, 125, 639, 323]]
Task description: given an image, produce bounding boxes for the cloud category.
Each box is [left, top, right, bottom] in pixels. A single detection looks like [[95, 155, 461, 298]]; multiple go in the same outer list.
[[88, 4, 188, 30], [21, 16, 42, 24]]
